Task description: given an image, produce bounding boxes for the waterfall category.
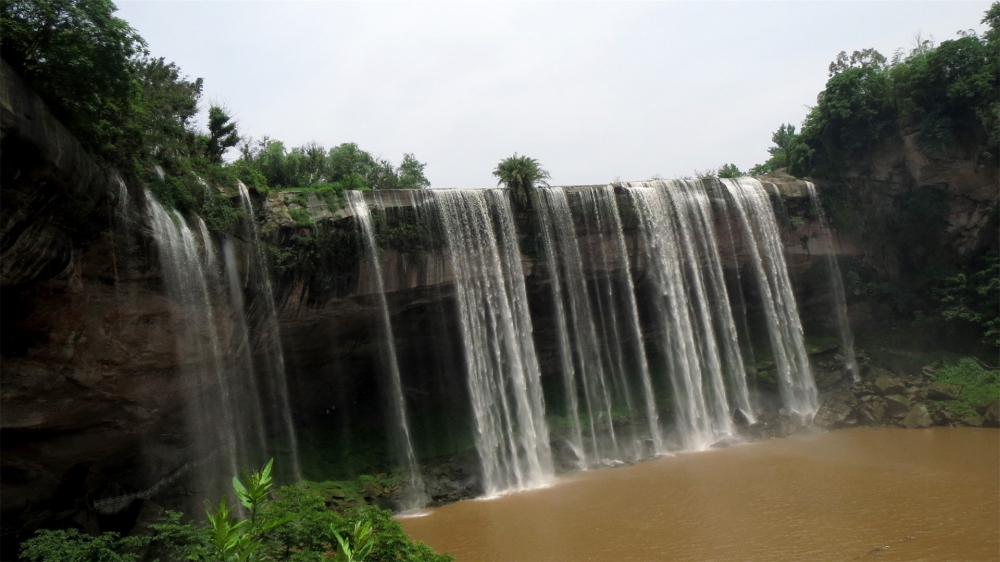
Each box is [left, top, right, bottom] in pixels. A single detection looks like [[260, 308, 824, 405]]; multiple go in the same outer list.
[[579, 185, 664, 455], [721, 178, 818, 416], [537, 187, 615, 466], [146, 197, 251, 496], [622, 180, 748, 449], [804, 181, 859, 381], [432, 189, 553, 496], [232, 183, 302, 480], [347, 190, 426, 507]]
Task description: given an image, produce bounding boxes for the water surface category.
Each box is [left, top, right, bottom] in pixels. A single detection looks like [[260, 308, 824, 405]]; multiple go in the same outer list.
[[401, 428, 999, 561]]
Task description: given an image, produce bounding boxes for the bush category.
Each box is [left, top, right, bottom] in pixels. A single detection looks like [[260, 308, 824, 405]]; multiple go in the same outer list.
[[20, 528, 147, 562], [932, 357, 1000, 416]]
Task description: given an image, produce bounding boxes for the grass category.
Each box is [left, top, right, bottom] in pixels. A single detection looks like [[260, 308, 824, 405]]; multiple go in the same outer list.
[[930, 357, 1000, 417]]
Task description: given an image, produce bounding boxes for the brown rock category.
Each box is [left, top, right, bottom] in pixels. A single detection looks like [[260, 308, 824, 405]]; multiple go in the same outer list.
[[884, 395, 911, 418], [874, 373, 905, 395], [903, 404, 932, 429], [926, 382, 963, 401], [984, 400, 1000, 428]]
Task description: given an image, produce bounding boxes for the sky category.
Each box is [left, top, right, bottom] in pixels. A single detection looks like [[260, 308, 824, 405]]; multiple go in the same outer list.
[[117, 1, 993, 188]]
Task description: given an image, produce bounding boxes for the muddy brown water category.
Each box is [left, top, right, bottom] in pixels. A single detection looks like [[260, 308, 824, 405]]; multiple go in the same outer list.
[[400, 428, 999, 561]]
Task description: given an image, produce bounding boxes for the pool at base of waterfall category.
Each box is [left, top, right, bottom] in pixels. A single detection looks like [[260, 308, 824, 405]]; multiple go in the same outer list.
[[400, 427, 999, 561]]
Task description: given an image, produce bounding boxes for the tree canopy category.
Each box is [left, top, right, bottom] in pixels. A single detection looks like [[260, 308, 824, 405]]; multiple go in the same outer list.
[[750, 5, 999, 178], [493, 154, 550, 209]]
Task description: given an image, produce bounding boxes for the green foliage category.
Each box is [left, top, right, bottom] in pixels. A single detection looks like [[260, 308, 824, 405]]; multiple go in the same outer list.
[[238, 140, 429, 192], [750, 124, 798, 175], [1, 0, 145, 167], [396, 153, 431, 190], [150, 511, 213, 561], [694, 168, 717, 179], [717, 163, 743, 178], [20, 528, 147, 562], [207, 106, 240, 163], [333, 507, 451, 562], [771, 5, 1000, 177], [493, 153, 550, 210], [936, 251, 1000, 346], [289, 208, 314, 228], [332, 521, 374, 562], [932, 357, 1000, 412]]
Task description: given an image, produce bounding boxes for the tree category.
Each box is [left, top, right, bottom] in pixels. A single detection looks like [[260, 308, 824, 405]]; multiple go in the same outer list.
[[1, 0, 146, 165], [206, 106, 240, 163], [134, 56, 203, 165], [328, 143, 376, 184], [397, 153, 430, 189], [492, 154, 550, 210], [717, 163, 743, 178], [828, 48, 888, 76]]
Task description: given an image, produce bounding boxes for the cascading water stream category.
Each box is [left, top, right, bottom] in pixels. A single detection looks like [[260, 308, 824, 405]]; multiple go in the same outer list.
[[537, 187, 617, 466], [147, 196, 245, 495], [804, 181, 859, 381], [583, 185, 664, 454], [622, 181, 743, 449], [432, 189, 553, 496], [234, 182, 301, 481], [722, 178, 818, 416], [347, 190, 426, 507]]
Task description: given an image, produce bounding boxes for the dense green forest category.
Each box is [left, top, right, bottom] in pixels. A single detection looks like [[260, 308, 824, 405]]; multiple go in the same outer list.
[[751, 3, 999, 350], [1, 0, 430, 231]]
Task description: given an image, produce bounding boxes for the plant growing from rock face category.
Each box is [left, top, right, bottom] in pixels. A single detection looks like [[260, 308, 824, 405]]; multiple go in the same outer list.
[[492, 153, 550, 210]]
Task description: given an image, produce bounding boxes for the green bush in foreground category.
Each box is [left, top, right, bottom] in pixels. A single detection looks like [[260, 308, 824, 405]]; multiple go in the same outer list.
[[23, 460, 452, 562], [20, 528, 146, 562]]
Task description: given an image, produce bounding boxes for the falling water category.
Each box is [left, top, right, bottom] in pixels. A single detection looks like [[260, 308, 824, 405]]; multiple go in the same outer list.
[[347, 190, 425, 507], [722, 178, 818, 416], [537, 187, 616, 466], [432, 189, 553, 496], [622, 180, 745, 449], [234, 182, 302, 480], [147, 196, 246, 495], [804, 181, 859, 381], [583, 186, 664, 454]]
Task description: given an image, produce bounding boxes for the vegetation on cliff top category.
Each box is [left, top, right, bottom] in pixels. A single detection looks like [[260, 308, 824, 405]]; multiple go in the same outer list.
[[752, 3, 999, 177], [752, 3, 999, 349], [0, 0, 430, 234]]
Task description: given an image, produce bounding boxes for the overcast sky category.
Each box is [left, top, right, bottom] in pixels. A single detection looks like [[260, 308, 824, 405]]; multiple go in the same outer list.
[[117, 1, 992, 188]]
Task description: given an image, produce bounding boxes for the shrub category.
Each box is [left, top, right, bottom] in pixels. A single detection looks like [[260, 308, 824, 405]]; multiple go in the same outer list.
[[20, 528, 147, 562]]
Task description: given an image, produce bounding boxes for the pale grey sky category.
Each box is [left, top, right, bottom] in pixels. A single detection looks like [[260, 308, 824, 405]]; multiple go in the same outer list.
[[117, 1, 992, 188]]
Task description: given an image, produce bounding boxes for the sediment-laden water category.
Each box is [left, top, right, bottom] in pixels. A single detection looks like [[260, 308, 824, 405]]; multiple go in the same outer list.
[[401, 428, 999, 561]]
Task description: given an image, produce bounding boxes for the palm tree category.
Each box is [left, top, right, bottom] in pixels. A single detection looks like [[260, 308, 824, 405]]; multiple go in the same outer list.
[[492, 153, 550, 210]]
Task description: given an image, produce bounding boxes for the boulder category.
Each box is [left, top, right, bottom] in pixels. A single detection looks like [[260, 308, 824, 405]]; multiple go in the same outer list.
[[815, 396, 856, 429], [884, 395, 911, 418], [903, 404, 932, 429], [926, 382, 963, 401], [983, 400, 1000, 428], [960, 415, 984, 428], [732, 408, 752, 429], [932, 405, 956, 426], [858, 399, 887, 426], [874, 373, 905, 395]]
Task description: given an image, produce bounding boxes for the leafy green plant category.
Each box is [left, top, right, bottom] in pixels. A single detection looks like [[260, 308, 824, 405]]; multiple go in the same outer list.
[[332, 521, 374, 562], [936, 251, 1000, 347], [493, 153, 550, 210], [932, 357, 1000, 417], [289, 208, 314, 228], [20, 528, 147, 562]]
